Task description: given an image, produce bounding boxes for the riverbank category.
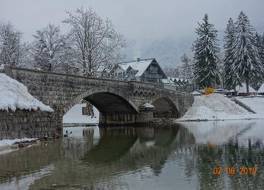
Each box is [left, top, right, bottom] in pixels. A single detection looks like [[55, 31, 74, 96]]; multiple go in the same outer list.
[[177, 93, 264, 122], [0, 138, 39, 155], [63, 104, 99, 124]]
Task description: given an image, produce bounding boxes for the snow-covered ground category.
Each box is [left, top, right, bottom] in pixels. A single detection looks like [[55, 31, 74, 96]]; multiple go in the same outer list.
[[63, 103, 99, 124], [0, 73, 53, 112], [178, 93, 264, 121], [0, 138, 37, 155], [0, 138, 37, 147], [235, 96, 264, 114]]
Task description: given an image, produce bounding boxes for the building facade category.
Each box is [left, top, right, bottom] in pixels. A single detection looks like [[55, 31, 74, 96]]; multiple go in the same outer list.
[[110, 58, 167, 83]]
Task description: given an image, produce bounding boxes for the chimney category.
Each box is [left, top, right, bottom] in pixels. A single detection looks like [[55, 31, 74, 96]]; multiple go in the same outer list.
[[137, 58, 140, 62]]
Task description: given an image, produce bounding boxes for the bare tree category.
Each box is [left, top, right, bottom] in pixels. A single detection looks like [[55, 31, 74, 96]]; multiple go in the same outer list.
[[180, 53, 193, 81], [32, 24, 66, 72], [0, 23, 21, 66], [63, 7, 125, 76]]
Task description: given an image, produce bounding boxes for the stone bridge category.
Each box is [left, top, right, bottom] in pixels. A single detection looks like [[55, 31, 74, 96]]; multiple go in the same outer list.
[[3, 66, 193, 127]]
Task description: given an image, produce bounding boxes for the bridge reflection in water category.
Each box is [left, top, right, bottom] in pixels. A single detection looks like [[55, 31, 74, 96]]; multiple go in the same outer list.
[[0, 121, 264, 190]]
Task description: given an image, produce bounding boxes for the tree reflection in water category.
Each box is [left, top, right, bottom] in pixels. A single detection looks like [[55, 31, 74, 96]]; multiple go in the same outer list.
[[0, 121, 264, 190]]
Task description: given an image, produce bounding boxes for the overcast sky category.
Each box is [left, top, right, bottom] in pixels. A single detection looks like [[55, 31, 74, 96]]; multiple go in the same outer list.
[[1, 0, 264, 42]]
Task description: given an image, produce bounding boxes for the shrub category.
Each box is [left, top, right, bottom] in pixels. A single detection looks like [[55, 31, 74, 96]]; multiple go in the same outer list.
[[204, 87, 215, 95]]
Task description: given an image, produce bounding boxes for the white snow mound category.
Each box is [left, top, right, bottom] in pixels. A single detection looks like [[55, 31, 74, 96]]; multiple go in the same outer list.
[[0, 73, 53, 112], [179, 93, 255, 121], [63, 103, 99, 124]]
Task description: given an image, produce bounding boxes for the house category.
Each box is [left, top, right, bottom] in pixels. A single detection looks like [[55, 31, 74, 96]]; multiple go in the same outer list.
[[258, 84, 264, 95], [191, 90, 202, 96], [161, 77, 190, 90], [110, 58, 167, 83], [235, 83, 257, 96], [94, 65, 111, 78]]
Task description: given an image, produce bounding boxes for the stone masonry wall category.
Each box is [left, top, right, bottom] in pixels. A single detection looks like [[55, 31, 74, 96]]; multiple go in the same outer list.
[[0, 110, 60, 140], [3, 66, 194, 126]]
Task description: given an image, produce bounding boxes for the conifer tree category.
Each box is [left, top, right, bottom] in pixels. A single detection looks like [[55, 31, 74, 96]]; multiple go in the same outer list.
[[193, 14, 220, 88], [232, 12, 263, 93], [224, 18, 238, 90], [254, 32, 264, 87]]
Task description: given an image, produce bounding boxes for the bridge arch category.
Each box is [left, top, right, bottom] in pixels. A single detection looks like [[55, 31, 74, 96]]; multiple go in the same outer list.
[[63, 88, 139, 115], [151, 97, 180, 118]]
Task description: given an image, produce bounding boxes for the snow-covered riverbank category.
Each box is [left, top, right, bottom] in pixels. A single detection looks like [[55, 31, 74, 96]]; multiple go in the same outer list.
[[63, 104, 99, 124], [177, 93, 264, 122], [0, 138, 38, 155]]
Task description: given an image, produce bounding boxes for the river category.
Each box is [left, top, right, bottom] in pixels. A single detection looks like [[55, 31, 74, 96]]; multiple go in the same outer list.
[[0, 120, 264, 190]]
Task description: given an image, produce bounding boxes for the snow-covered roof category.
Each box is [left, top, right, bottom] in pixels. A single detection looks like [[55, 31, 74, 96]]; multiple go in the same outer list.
[[118, 59, 154, 77], [96, 65, 110, 72], [118, 64, 131, 71], [142, 103, 155, 108], [162, 77, 188, 84], [161, 78, 175, 84], [191, 90, 201, 95], [167, 77, 188, 83], [236, 83, 256, 93], [0, 73, 53, 112], [258, 84, 264, 93]]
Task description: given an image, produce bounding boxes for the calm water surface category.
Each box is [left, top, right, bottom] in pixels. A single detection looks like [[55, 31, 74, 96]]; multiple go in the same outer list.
[[0, 120, 264, 190]]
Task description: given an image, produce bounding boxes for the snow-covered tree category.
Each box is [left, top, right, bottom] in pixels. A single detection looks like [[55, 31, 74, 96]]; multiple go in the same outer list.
[[254, 32, 264, 88], [63, 8, 125, 76], [0, 23, 21, 66], [232, 12, 263, 93], [31, 24, 66, 71], [193, 14, 220, 88], [223, 18, 238, 90], [180, 53, 193, 81]]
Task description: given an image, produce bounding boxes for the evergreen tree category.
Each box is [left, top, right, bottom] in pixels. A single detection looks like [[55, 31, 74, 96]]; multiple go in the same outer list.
[[232, 12, 263, 93], [193, 14, 220, 88], [224, 18, 238, 90], [254, 32, 264, 88]]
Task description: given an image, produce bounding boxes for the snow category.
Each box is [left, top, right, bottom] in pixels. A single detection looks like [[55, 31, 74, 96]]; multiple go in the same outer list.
[[178, 93, 263, 121], [235, 97, 264, 114], [0, 74, 53, 112], [142, 103, 155, 108], [63, 103, 99, 124], [118, 59, 153, 77], [161, 78, 175, 85], [235, 83, 256, 93], [118, 64, 131, 71], [191, 90, 201, 95], [258, 84, 264, 93], [0, 138, 37, 150]]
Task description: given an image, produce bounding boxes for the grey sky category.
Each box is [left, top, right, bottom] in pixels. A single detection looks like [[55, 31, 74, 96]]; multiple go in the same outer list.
[[1, 0, 264, 66], [1, 0, 264, 42]]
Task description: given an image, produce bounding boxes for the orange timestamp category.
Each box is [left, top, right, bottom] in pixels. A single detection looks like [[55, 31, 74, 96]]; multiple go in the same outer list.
[[213, 166, 257, 176]]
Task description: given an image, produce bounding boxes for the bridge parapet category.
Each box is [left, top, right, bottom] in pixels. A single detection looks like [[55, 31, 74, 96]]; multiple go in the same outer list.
[[3, 66, 193, 126]]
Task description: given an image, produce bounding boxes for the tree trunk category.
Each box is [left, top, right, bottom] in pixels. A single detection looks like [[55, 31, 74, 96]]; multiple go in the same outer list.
[[246, 77, 249, 94], [82, 52, 86, 74], [88, 49, 92, 75]]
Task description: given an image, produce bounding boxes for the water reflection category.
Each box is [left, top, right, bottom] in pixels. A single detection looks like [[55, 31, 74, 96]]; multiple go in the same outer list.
[[0, 121, 263, 190]]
